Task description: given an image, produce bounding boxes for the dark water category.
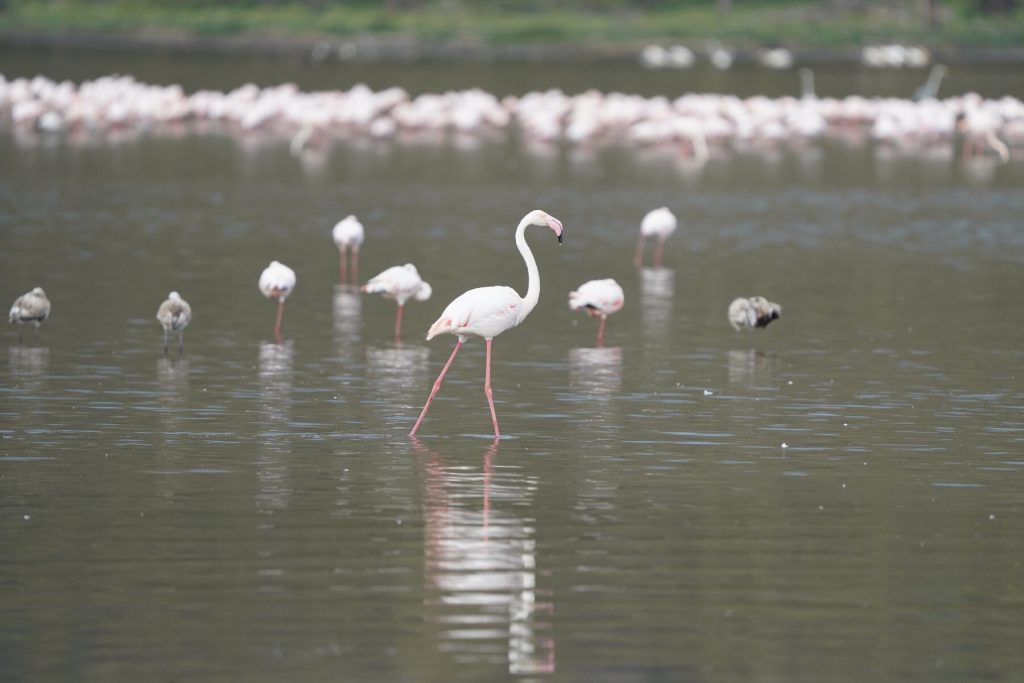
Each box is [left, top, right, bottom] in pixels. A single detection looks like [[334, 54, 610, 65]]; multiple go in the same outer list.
[[2, 54, 1024, 683]]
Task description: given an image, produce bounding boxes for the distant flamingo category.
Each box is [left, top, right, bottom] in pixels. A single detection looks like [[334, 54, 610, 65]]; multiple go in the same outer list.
[[332, 215, 364, 285], [258, 261, 297, 339], [728, 296, 782, 331], [569, 278, 624, 346], [362, 263, 433, 339], [156, 291, 192, 355], [633, 207, 677, 267], [9, 287, 51, 342], [409, 210, 564, 438]]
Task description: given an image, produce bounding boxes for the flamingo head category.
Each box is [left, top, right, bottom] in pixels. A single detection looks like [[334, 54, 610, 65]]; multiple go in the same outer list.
[[168, 291, 181, 302], [526, 209, 563, 243]]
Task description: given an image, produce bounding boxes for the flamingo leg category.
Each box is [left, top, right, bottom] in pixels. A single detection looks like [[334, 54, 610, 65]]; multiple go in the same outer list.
[[274, 299, 285, 340], [18, 325, 24, 344], [338, 246, 347, 285], [395, 303, 404, 339], [654, 237, 666, 268], [178, 331, 185, 355], [633, 234, 646, 267], [484, 338, 500, 438], [596, 316, 607, 347], [410, 340, 463, 437], [351, 245, 360, 287], [163, 329, 169, 355]]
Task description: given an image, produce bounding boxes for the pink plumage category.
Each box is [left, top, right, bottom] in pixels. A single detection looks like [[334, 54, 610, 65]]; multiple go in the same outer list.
[[410, 209, 564, 439]]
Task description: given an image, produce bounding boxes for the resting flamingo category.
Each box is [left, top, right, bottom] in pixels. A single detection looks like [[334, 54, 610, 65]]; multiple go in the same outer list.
[[362, 263, 433, 339], [728, 296, 782, 331], [409, 209, 564, 438], [633, 207, 677, 267], [258, 261, 297, 340], [569, 278, 624, 346], [332, 215, 364, 285], [9, 287, 51, 342], [156, 291, 192, 355]]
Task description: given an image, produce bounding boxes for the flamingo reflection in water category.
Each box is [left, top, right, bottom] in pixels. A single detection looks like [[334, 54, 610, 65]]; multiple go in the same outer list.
[[640, 267, 674, 341], [412, 437, 556, 675], [333, 285, 362, 358], [257, 341, 295, 512]]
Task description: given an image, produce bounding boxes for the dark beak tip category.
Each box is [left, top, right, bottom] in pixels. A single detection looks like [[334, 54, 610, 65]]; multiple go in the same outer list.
[[557, 234, 563, 244]]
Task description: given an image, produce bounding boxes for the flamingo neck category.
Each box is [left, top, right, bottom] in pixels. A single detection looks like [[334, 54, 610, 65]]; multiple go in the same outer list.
[[515, 215, 541, 322]]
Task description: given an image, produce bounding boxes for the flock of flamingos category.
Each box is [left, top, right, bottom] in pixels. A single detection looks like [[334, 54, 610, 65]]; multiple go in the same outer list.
[[8, 206, 780, 439]]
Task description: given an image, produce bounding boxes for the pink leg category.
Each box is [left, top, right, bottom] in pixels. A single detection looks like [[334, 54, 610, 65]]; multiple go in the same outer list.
[[633, 234, 646, 267], [484, 338, 500, 438], [410, 340, 463, 437], [596, 316, 607, 347], [654, 237, 666, 268], [395, 303, 404, 339], [351, 246, 360, 286], [273, 299, 285, 340], [338, 246, 347, 285]]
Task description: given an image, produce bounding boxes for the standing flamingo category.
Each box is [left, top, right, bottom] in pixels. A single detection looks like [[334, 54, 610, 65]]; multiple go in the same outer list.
[[568, 278, 624, 346], [633, 207, 677, 267], [156, 291, 192, 355], [258, 261, 297, 339], [362, 263, 433, 339], [332, 215, 364, 285], [409, 209, 564, 438], [728, 296, 782, 331], [9, 287, 51, 342]]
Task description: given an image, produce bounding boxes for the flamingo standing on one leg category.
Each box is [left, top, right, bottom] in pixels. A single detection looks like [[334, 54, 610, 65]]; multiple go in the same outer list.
[[156, 291, 192, 355], [409, 209, 564, 439], [258, 261, 297, 340], [9, 287, 51, 343], [633, 207, 677, 267], [362, 263, 433, 340], [568, 278, 624, 346], [332, 215, 365, 285], [728, 296, 782, 331]]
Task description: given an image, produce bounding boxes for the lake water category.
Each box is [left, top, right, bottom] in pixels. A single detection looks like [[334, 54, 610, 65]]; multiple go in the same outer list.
[[2, 49, 1024, 682]]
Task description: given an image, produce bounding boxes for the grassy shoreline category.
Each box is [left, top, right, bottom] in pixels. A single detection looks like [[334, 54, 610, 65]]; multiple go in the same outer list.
[[2, 1, 1024, 49]]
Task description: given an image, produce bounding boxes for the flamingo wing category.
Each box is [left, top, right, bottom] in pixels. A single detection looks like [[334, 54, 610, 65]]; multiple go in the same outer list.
[[427, 286, 522, 340]]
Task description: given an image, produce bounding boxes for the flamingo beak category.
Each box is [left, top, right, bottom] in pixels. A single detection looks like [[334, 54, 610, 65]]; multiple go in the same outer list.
[[546, 216, 564, 244]]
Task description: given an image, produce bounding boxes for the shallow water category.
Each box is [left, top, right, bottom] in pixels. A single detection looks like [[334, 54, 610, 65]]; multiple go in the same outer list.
[[2, 55, 1024, 682]]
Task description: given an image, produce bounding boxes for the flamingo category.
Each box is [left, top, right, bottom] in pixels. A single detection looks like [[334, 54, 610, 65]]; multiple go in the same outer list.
[[633, 207, 677, 267], [156, 291, 192, 355], [568, 278, 624, 346], [409, 209, 564, 438], [361, 263, 433, 339], [9, 287, 51, 342], [728, 296, 782, 331], [258, 261, 297, 339], [332, 214, 364, 285]]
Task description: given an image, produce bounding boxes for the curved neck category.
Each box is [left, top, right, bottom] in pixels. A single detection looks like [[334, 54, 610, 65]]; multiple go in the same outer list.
[[515, 215, 541, 320]]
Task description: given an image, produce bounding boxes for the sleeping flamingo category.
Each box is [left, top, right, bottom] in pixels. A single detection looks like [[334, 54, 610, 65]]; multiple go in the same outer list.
[[409, 209, 564, 438], [9, 287, 51, 343], [728, 296, 782, 331], [258, 260, 297, 340], [362, 263, 433, 339], [633, 207, 677, 267], [569, 278, 624, 346], [332, 214, 364, 285]]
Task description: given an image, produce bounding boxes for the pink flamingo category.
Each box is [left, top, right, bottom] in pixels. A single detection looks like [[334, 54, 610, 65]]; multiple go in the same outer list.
[[568, 278, 624, 346], [633, 207, 677, 267], [409, 209, 564, 438], [258, 260, 296, 339], [332, 215, 364, 285], [361, 263, 433, 339]]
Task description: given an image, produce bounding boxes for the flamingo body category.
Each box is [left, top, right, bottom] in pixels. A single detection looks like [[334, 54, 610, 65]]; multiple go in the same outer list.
[[362, 263, 432, 338], [728, 296, 782, 331], [635, 207, 677, 267], [9, 287, 51, 342], [259, 261, 296, 338], [411, 209, 564, 438], [156, 290, 192, 353], [332, 214, 365, 285], [569, 278, 624, 345]]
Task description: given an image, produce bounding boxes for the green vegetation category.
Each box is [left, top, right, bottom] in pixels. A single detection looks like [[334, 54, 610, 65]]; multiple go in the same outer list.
[[1, 0, 1022, 48]]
